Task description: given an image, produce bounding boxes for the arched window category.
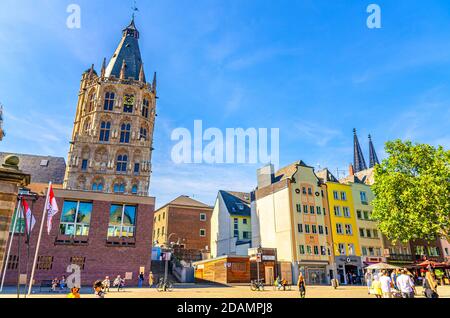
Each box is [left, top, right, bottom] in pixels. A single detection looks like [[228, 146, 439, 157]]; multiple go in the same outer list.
[[113, 183, 126, 193], [92, 182, 104, 191], [87, 92, 96, 112], [120, 123, 131, 143], [123, 94, 134, 113], [99, 121, 111, 142], [116, 154, 128, 172], [142, 99, 149, 118], [139, 127, 147, 141], [104, 92, 115, 111], [131, 185, 138, 194]]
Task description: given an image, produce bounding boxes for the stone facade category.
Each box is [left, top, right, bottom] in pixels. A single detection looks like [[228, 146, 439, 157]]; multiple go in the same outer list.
[[63, 19, 156, 197]]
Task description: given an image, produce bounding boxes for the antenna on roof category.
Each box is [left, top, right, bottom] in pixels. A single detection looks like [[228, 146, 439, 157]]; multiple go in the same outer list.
[[131, 0, 139, 20]]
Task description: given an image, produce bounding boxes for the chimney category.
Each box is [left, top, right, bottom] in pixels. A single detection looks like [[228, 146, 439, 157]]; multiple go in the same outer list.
[[349, 163, 355, 176], [257, 164, 274, 188]]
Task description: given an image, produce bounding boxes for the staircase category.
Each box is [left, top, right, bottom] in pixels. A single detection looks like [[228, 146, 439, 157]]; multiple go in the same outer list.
[[150, 260, 179, 283]]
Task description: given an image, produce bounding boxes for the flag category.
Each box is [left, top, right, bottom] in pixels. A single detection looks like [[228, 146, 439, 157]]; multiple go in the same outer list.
[[22, 199, 36, 236], [46, 185, 59, 235]]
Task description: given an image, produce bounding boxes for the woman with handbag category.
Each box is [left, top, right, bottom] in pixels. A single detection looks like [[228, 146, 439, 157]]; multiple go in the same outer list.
[[423, 271, 439, 298]]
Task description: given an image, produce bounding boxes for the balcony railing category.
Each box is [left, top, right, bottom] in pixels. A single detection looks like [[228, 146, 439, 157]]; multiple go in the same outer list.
[[386, 253, 414, 262]]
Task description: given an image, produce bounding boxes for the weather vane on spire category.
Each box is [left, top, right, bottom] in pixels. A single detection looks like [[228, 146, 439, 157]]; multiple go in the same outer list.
[[131, 0, 139, 20]]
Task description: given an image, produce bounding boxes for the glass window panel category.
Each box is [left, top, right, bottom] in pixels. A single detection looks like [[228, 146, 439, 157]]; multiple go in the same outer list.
[[109, 205, 123, 226], [61, 201, 78, 223], [77, 202, 92, 224], [122, 205, 136, 226]]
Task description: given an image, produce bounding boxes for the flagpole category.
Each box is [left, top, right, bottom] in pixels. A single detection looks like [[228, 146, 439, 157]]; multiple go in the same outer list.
[[24, 196, 35, 298], [16, 199, 24, 298], [27, 182, 51, 296], [0, 197, 22, 293]]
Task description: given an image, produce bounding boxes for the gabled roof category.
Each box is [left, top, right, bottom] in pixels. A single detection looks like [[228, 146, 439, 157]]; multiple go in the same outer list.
[[355, 168, 375, 185], [0, 152, 66, 185], [167, 195, 211, 208], [273, 160, 310, 182], [104, 18, 144, 81], [219, 190, 251, 217]]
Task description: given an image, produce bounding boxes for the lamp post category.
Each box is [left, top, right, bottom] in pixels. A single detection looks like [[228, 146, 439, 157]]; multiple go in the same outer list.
[[162, 233, 177, 290]]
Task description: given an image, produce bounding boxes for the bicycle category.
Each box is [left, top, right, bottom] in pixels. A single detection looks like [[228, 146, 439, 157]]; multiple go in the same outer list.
[[156, 278, 174, 292], [250, 279, 265, 291]]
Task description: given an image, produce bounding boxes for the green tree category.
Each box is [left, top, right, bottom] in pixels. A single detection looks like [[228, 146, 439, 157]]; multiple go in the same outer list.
[[371, 140, 450, 243]]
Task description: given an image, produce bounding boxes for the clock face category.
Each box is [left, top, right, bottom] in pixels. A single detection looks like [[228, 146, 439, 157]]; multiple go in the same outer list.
[[123, 94, 135, 105]]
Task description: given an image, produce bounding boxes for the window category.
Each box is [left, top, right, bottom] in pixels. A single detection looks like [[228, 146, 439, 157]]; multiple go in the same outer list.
[[308, 188, 312, 195], [428, 247, 440, 256], [108, 204, 137, 238], [299, 245, 305, 255], [356, 210, 362, 219], [113, 183, 126, 193], [416, 246, 425, 256], [313, 246, 319, 255], [81, 159, 88, 171], [362, 247, 368, 256], [231, 263, 246, 272], [104, 92, 115, 111], [242, 218, 248, 224], [316, 206, 321, 215], [360, 191, 368, 204], [243, 231, 250, 239], [340, 192, 347, 201], [120, 123, 131, 143], [373, 229, 379, 238], [320, 246, 326, 256], [306, 246, 312, 255], [359, 228, 365, 237], [298, 224, 303, 233], [334, 206, 341, 217], [338, 244, 345, 255], [99, 121, 111, 142], [445, 248, 449, 256], [7, 255, 19, 270], [234, 218, 238, 238], [123, 94, 134, 113], [37, 256, 53, 270], [336, 223, 343, 234], [309, 206, 315, 214], [116, 154, 128, 172], [162, 212, 165, 219], [131, 185, 138, 194], [366, 229, 372, 238], [296, 204, 301, 213], [363, 211, 369, 220], [343, 207, 350, 218], [348, 244, 355, 255], [139, 127, 147, 141], [375, 248, 381, 256], [142, 98, 150, 118], [303, 205, 308, 214], [368, 247, 375, 256], [134, 163, 140, 174], [200, 213, 207, 221], [345, 224, 353, 235], [325, 226, 328, 235], [318, 225, 324, 234], [305, 224, 310, 234], [333, 191, 339, 200], [200, 229, 206, 237], [87, 93, 95, 112], [70, 256, 86, 270], [312, 225, 317, 234], [302, 187, 307, 194], [323, 207, 326, 215], [60, 201, 92, 236]]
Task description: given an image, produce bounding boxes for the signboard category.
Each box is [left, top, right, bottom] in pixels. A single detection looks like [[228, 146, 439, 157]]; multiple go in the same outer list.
[[139, 266, 145, 274], [163, 252, 172, 261], [262, 255, 276, 261], [125, 272, 133, 280]]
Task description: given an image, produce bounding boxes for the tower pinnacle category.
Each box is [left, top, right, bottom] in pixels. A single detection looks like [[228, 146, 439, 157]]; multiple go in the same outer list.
[[368, 134, 380, 168], [353, 129, 368, 173]]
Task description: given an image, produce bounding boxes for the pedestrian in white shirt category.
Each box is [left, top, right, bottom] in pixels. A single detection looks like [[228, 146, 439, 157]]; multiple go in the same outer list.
[[396, 269, 415, 298], [379, 270, 393, 298]]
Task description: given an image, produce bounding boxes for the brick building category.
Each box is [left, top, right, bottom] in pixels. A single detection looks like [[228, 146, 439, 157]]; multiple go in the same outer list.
[[153, 196, 212, 261], [4, 188, 154, 286]]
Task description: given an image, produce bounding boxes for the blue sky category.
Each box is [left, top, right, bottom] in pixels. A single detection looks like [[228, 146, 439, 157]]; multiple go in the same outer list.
[[1, 0, 450, 207]]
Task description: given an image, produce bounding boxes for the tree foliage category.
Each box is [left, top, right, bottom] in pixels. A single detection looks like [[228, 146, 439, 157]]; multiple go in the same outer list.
[[371, 140, 450, 243]]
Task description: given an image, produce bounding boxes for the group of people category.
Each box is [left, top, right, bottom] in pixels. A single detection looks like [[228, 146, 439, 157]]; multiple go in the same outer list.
[[51, 275, 67, 292], [366, 268, 439, 298], [91, 272, 157, 298]]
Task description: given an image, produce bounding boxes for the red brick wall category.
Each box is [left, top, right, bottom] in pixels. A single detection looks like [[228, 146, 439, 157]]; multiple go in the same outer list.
[[4, 194, 154, 287], [167, 206, 212, 251]]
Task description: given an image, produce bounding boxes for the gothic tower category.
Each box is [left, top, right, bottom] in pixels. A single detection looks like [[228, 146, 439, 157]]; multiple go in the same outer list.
[[368, 134, 380, 168], [63, 17, 156, 196], [353, 128, 367, 173]]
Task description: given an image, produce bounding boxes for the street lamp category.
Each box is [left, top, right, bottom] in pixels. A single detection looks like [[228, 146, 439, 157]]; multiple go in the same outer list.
[[162, 233, 177, 290]]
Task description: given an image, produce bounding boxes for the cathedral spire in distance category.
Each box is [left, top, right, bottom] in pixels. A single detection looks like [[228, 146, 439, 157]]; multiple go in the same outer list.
[[353, 129, 368, 173], [368, 134, 380, 168]]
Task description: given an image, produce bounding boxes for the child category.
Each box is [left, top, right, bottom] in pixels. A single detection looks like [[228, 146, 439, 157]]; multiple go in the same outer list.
[[67, 287, 81, 298], [93, 280, 105, 298]]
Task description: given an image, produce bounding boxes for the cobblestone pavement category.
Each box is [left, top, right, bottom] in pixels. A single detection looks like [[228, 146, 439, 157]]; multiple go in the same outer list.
[[1, 284, 450, 298]]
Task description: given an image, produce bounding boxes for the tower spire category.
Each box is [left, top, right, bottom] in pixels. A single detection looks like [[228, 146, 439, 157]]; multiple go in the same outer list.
[[353, 128, 367, 173], [139, 63, 145, 82], [368, 134, 380, 168], [100, 58, 106, 78], [152, 72, 157, 93]]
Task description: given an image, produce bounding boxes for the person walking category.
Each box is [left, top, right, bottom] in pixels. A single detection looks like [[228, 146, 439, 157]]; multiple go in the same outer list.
[[379, 270, 393, 298], [102, 276, 110, 293], [138, 272, 144, 288], [93, 280, 105, 298], [365, 270, 373, 294], [113, 275, 124, 292], [396, 269, 415, 298], [370, 275, 382, 298], [297, 273, 306, 298], [423, 271, 439, 298], [148, 272, 154, 288]]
